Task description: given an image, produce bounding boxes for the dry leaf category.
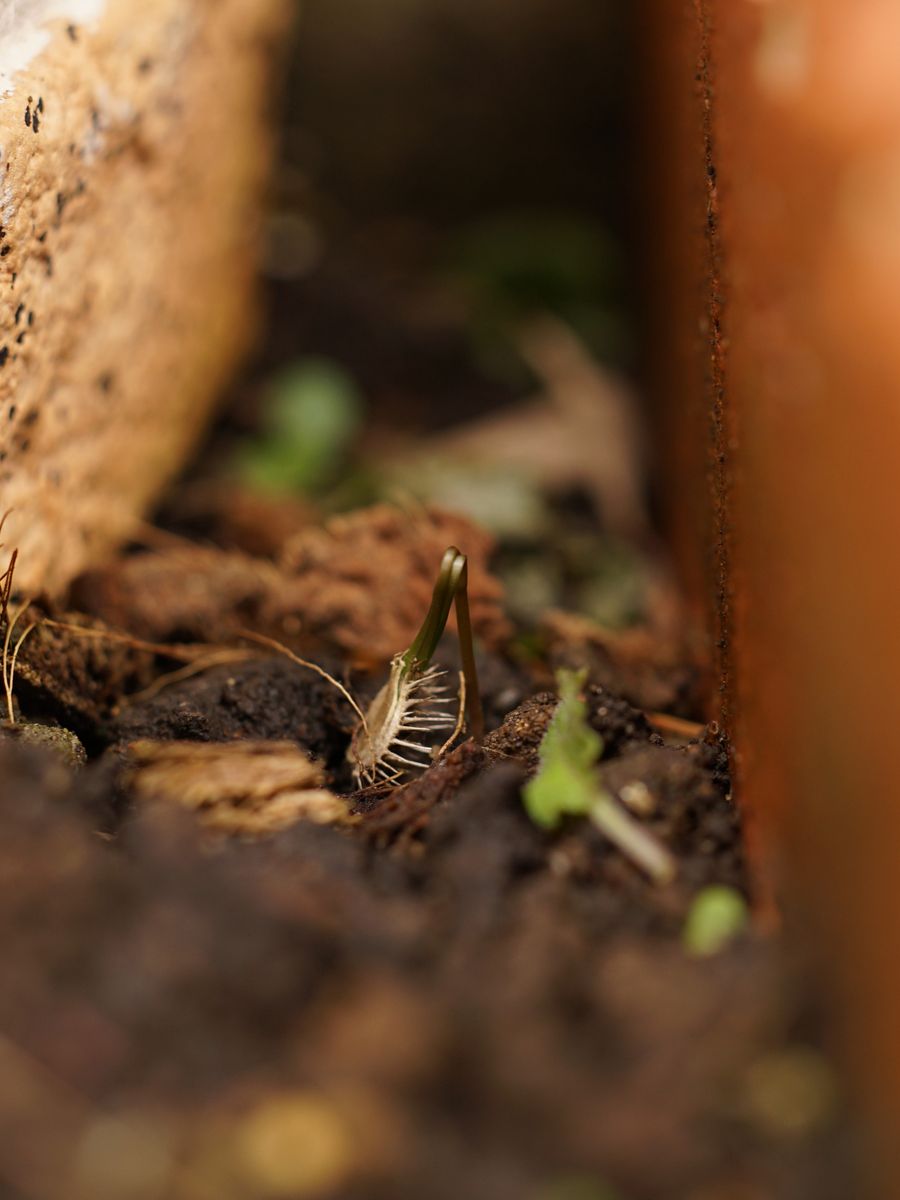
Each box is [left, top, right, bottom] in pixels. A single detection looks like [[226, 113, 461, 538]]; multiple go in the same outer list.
[[125, 741, 349, 838]]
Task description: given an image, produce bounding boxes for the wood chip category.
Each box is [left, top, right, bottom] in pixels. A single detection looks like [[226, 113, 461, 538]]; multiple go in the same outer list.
[[125, 741, 349, 838]]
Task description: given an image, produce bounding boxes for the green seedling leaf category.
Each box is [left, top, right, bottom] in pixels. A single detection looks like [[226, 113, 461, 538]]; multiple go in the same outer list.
[[523, 668, 600, 829], [524, 668, 677, 884], [238, 358, 363, 494], [683, 886, 749, 957]]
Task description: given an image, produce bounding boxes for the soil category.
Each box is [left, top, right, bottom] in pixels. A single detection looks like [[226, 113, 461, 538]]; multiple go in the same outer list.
[[0, 510, 857, 1200], [0, 11, 859, 1193]]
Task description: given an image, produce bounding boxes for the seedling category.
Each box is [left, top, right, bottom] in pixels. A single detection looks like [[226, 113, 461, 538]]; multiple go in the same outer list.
[[348, 546, 484, 786], [246, 547, 484, 789], [524, 668, 676, 885]]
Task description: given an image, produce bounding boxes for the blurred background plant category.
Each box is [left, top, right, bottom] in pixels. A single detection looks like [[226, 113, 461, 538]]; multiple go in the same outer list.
[[193, 0, 661, 636], [236, 359, 364, 496]]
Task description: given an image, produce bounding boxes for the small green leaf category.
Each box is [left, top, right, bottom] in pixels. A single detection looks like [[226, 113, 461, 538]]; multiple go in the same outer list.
[[524, 755, 596, 829], [683, 886, 749, 957], [523, 668, 602, 829], [523, 668, 677, 884]]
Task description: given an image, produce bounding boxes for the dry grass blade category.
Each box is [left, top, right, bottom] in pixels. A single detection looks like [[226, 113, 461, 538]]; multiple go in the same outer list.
[[0, 539, 37, 726], [5, 620, 38, 724], [40, 619, 219, 664]]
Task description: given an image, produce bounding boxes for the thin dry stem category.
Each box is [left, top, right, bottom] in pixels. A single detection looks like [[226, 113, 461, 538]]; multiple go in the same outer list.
[[41, 619, 212, 663], [645, 711, 706, 741], [2, 610, 17, 724], [5, 620, 37, 723], [0, 556, 34, 724], [0, 539, 36, 725]]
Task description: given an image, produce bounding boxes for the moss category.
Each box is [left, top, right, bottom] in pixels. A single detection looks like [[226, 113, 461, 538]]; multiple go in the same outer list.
[[1, 720, 87, 768]]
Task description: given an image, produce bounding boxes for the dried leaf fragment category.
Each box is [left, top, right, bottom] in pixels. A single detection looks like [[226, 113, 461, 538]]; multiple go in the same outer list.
[[125, 741, 349, 838]]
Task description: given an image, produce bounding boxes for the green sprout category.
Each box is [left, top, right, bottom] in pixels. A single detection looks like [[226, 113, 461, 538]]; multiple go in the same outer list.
[[682, 886, 749, 957], [524, 668, 676, 885], [348, 547, 484, 787]]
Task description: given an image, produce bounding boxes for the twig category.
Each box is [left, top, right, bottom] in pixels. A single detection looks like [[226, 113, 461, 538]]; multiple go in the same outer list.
[[42, 619, 221, 663]]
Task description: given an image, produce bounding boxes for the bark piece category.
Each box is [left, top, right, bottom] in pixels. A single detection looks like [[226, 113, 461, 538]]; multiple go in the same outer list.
[[0, 0, 289, 594], [125, 740, 348, 837]]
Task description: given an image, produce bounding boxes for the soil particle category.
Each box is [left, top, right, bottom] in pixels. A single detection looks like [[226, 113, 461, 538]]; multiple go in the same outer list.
[[0, 719, 87, 767], [542, 608, 705, 717], [601, 743, 745, 897], [483, 684, 653, 772], [483, 690, 559, 771], [586, 684, 656, 755]]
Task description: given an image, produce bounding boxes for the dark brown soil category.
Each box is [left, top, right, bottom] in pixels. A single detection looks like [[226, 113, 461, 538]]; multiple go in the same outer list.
[[0, 544, 857, 1197], [110, 659, 353, 782]]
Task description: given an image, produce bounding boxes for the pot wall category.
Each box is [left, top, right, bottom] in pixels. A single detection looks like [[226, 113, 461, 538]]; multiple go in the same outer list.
[[655, 0, 900, 1188]]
